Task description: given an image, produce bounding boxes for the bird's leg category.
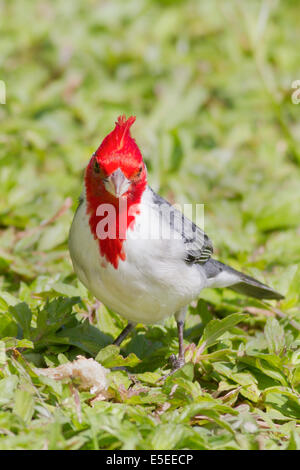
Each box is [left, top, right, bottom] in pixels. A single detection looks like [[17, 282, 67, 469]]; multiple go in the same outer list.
[[113, 322, 135, 346], [169, 319, 185, 371], [168, 307, 187, 372]]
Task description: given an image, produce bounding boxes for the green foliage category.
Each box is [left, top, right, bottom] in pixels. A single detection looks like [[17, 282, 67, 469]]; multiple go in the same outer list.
[[0, 0, 300, 450]]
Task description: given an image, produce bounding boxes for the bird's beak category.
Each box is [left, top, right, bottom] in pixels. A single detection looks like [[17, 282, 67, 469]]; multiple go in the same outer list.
[[104, 168, 131, 198]]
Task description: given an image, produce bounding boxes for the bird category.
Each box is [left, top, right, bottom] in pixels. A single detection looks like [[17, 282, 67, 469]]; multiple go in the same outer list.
[[69, 115, 284, 372]]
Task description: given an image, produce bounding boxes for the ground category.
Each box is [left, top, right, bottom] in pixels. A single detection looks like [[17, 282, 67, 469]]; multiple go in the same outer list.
[[0, 0, 300, 450]]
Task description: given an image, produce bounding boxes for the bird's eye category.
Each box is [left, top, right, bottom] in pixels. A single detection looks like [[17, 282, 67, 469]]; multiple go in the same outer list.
[[93, 159, 108, 180], [94, 160, 100, 174], [132, 166, 143, 180]]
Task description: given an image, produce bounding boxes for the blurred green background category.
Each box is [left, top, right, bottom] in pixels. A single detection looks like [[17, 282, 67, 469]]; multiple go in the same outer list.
[[1, 0, 300, 450], [1, 0, 300, 290]]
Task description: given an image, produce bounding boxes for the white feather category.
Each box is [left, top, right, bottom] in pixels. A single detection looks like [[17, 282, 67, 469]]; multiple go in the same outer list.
[[69, 188, 208, 324]]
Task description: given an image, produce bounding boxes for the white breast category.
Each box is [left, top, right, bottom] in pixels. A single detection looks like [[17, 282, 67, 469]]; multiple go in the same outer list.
[[68, 189, 207, 324]]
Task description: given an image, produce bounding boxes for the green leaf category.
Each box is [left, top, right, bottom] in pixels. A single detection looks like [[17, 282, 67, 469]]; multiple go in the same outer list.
[[165, 362, 195, 383], [198, 313, 246, 350], [286, 428, 300, 450], [96, 344, 141, 368], [0, 376, 18, 406], [46, 320, 112, 355], [9, 303, 32, 338], [264, 318, 285, 355], [2, 337, 34, 349], [13, 389, 35, 423], [263, 388, 300, 420], [256, 359, 288, 387], [96, 344, 120, 366], [213, 363, 260, 402], [35, 296, 81, 340], [0, 313, 18, 337], [148, 423, 188, 450]]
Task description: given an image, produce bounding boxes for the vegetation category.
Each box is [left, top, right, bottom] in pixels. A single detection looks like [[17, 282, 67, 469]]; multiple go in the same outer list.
[[0, 0, 300, 450]]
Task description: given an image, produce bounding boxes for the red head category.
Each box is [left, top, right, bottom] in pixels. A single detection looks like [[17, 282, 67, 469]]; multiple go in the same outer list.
[[84, 115, 147, 268]]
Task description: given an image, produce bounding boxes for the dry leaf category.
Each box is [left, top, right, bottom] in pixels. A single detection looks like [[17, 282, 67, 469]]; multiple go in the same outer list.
[[36, 355, 110, 401]]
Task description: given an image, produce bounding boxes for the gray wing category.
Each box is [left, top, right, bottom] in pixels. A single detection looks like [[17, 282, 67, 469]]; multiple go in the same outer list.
[[149, 187, 213, 264]]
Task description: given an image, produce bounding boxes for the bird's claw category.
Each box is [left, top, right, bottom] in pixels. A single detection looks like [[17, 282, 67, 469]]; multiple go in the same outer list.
[[169, 354, 185, 371], [156, 354, 185, 384]]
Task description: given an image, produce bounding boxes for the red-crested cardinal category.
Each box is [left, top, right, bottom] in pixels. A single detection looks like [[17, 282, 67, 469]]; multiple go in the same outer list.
[[69, 115, 283, 371]]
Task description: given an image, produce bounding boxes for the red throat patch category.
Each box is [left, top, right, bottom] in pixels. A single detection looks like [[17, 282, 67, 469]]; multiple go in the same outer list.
[[84, 115, 147, 269]]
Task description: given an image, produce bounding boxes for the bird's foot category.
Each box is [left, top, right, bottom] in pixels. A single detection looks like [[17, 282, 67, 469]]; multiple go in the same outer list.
[[157, 354, 185, 383], [169, 354, 185, 372]]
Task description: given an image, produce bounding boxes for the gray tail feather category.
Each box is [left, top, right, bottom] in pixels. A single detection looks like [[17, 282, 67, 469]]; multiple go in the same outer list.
[[230, 277, 284, 300], [205, 259, 284, 300]]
